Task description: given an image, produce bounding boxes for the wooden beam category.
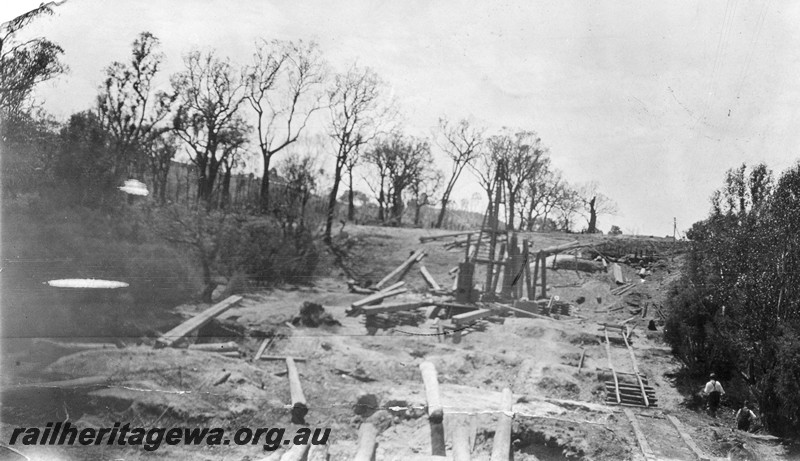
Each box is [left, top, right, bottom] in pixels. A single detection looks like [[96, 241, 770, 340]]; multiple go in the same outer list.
[[489, 388, 513, 461], [540, 240, 581, 254], [260, 356, 307, 362], [351, 287, 408, 309], [156, 295, 243, 348], [279, 442, 310, 461], [420, 266, 442, 291], [624, 409, 654, 461], [666, 415, 711, 461], [188, 341, 238, 352], [451, 413, 473, 461], [5, 376, 110, 391], [352, 422, 378, 461], [375, 249, 425, 289], [361, 301, 429, 315], [286, 357, 308, 424], [491, 302, 553, 320], [307, 443, 329, 461], [604, 327, 621, 404], [540, 252, 547, 298], [252, 338, 272, 361], [420, 361, 446, 456], [419, 230, 480, 243], [452, 308, 492, 327]]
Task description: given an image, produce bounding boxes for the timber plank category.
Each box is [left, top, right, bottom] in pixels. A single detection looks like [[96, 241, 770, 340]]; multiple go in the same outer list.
[[156, 295, 243, 348]]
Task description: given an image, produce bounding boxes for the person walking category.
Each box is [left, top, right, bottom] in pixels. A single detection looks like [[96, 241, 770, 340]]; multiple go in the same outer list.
[[703, 373, 725, 417], [735, 401, 757, 432]]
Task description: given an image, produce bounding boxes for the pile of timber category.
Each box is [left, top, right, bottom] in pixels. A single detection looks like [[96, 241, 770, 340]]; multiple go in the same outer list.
[[511, 298, 572, 317], [611, 282, 635, 296], [604, 378, 657, 407]]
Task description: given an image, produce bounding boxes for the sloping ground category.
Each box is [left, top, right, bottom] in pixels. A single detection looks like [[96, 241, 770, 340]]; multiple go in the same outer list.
[[0, 226, 788, 460]]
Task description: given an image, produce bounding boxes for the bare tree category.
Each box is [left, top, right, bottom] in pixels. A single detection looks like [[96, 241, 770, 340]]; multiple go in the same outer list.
[[576, 182, 618, 233], [0, 4, 67, 116], [97, 31, 174, 180], [493, 130, 547, 230], [171, 50, 249, 203], [324, 65, 387, 243], [434, 117, 483, 228], [523, 166, 567, 231], [410, 164, 442, 227], [245, 39, 325, 212]]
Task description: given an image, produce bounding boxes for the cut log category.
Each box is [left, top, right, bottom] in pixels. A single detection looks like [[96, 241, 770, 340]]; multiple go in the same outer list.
[[420, 266, 442, 290], [611, 263, 625, 284], [451, 413, 472, 461], [420, 361, 445, 456], [286, 357, 308, 424], [489, 388, 513, 461], [351, 288, 408, 309], [156, 295, 243, 348], [361, 301, 429, 315], [188, 341, 239, 352], [352, 422, 378, 461], [375, 249, 425, 289]]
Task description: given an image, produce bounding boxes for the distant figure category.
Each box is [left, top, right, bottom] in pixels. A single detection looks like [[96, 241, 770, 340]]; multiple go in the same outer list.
[[703, 373, 725, 417], [735, 401, 757, 432]]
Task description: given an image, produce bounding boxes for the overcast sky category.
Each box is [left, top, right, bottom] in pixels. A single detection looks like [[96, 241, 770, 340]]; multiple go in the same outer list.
[[4, 0, 800, 235]]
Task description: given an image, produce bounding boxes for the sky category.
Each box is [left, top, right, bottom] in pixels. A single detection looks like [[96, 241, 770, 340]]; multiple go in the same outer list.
[[4, 0, 800, 236]]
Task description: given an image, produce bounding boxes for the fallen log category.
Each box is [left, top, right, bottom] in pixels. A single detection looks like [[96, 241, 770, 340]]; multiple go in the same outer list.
[[419, 231, 480, 243], [489, 388, 513, 461], [540, 240, 581, 254], [352, 422, 378, 461], [156, 295, 243, 348], [286, 357, 308, 424], [611, 263, 625, 284]]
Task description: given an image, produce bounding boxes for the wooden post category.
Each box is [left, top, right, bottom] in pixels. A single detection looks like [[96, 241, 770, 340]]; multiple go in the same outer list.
[[286, 357, 308, 424], [531, 249, 540, 298], [465, 234, 472, 262], [451, 413, 473, 461], [279, 442, 310, 461], [352, 422, 378, 461], [456, 262, 475, 303], [540, 252, 547, 299], [490, 388, 513, 461], [522, 239, 533, 300], [420, 361, 446, 456], [307, 443, 329, 461]]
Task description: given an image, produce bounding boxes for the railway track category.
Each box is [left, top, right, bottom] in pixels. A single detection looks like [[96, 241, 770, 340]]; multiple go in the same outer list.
[[601, 324, 657, 408]]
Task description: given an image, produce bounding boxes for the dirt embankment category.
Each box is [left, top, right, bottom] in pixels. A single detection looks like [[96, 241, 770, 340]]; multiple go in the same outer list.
[[1, 226, 789, 460]]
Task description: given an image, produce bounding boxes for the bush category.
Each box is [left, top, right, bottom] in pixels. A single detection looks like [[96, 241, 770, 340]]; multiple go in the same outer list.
[[219, 219, 319, 285]]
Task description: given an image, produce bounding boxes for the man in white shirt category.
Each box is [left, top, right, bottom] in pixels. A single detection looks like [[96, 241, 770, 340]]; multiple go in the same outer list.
[[703, 373, 725, 417]]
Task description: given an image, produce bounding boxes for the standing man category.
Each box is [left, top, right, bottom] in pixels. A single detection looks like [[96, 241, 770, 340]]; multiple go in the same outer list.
[[703, 373, 725, 417], [735, 401, 758, 432]]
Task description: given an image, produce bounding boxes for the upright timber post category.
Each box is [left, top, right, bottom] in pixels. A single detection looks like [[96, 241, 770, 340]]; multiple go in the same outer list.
[[539, 251, 547, 299], [522, 239, 532, 300], [485, 165, 503, 293], [531, 248, 540, 298]]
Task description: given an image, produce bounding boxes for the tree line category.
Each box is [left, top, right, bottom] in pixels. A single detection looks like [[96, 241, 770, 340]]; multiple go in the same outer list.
[[1, 5, 619, 242], [665, 162, 800, 435]]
